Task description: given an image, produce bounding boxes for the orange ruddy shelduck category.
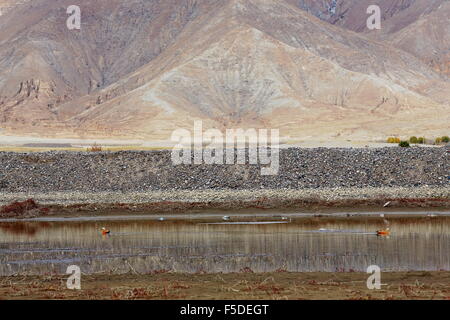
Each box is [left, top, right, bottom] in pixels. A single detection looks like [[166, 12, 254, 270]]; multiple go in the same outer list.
[[377, 228, 390, 236]]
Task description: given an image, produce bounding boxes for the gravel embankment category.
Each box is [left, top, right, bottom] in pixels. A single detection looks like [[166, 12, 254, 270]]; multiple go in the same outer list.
[[0, 147, 448, 207]]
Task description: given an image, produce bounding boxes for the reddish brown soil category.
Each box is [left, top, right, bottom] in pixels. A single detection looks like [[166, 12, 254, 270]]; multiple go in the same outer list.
[[0, 199, 50, 219], [55, 197, 450, 216], [1, 272, 449, 300]]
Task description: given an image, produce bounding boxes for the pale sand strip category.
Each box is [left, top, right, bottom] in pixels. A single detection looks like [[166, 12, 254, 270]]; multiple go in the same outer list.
[[1, 186, 448, 206]]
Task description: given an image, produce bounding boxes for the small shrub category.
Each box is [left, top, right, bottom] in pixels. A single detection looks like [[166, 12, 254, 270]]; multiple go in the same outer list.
[[417, 137, 425, 144], [87, 143, 102, 152], [399, 141, 410, 148], [435, 137, 442, 145], [409, 136, 418, 144], [442, 136, 450, 143], [387, 137, 401, 144]]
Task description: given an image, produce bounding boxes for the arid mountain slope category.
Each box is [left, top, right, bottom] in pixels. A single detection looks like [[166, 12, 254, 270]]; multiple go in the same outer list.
[[287, 0, 450, 77], [0, 0, 224, 127], [385, 1, 450, 77], [60, 0, 449, 140], [287, 0, 445, 33], [0, 0, 448, 141], [0, 0, 31, 15]]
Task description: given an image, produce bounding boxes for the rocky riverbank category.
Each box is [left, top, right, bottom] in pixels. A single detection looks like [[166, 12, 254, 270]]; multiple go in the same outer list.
[[0, 147, 448, 211]]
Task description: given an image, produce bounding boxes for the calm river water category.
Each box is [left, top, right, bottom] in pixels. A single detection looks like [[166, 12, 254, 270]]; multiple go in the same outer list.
[[0, 212, 449, 275]]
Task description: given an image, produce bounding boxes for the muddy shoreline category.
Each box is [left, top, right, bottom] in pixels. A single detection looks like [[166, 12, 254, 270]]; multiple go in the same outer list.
[[0, 194, 450, 220], [42, 197, 450, 217], [1, 187, 449, 219], [1, 272, 449, 300]]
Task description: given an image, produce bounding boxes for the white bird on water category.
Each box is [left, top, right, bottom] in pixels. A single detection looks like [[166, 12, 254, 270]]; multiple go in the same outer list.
[[222, 216, 231, 221]]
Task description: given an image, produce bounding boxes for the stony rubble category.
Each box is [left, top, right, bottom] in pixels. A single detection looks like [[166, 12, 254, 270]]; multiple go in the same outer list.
[[0, 148, 448, 201]]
